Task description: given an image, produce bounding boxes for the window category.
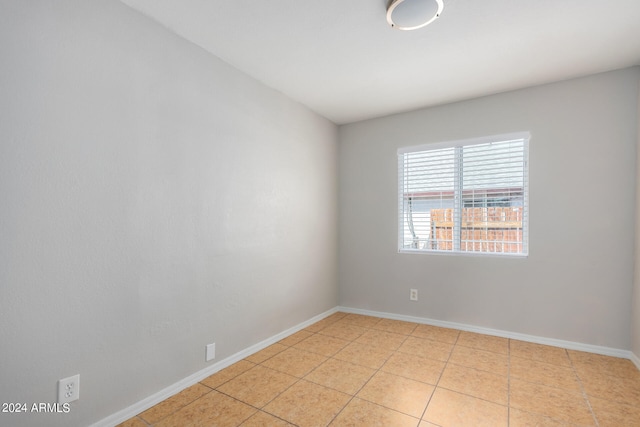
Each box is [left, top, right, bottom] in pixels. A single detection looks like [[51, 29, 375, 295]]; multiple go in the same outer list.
[[398, 132, 529, 256]]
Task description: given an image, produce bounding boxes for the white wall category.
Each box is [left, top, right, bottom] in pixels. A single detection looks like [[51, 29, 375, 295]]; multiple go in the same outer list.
[[0, 1, 337, 426], [339, 68, 639, 350]]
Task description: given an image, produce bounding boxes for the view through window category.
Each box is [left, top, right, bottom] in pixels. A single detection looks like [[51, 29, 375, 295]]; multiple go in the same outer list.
[[398, 132, 529, 256]]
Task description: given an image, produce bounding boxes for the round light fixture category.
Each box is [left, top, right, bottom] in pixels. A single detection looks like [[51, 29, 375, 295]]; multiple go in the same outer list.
[[386, 0, 444, 31]]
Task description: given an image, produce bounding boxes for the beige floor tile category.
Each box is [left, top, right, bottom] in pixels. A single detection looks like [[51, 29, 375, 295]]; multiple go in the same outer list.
[[510, 356, 581, 391], [155, 390, 257, 427], [398, 336, 453, 362], [279, 330, 314, 347], [438, 364, 507, 405], [264, 380, 351, 427], [333, 341, 394, 370], [418, 422, 440, 427], [304, 358, 375, 395], [448, 345, 508, 376], [381, 351, 445, 385], [318, 322, 368, 341], [423, 388, 508, 427], [372, 318, 418, 335], [200, 360, 256, 389], [306, 317, 341, 333], [330, 397, 419, 427], [339, 313, 382, 328], [509, 378, 595, 425], [412, 324, 460, 344], [589, 396, 640, 427], [354, 329, 407, 351], [580, 372, 640, 407], [568, 350, 640, 379], [217, 365, 297, 408], [261, 347, 327, 378], [240, 410, 294, 426], [139, 383, 211, 424], [294, 333, 350, 357], [328, 312, 349, 320], [356, 371, 434, 418], [115, 417, 148, 427], [245, 343, 289, 364], [509, 408, 574, 426], [510, 340, 571, 367], [456, 331, 509, 354]]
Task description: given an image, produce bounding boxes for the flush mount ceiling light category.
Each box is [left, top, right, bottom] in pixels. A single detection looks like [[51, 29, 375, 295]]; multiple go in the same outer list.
[[386, 0, 444, 31]]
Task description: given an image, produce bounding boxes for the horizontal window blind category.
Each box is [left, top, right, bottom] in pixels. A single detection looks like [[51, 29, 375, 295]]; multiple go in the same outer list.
[[398, 132, 529, 256]]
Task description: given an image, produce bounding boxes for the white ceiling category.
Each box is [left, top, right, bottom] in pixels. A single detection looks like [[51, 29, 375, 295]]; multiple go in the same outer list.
[[120, 0, 640, 124]]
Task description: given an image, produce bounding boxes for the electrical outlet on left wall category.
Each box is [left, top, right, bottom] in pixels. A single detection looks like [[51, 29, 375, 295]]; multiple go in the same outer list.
[[205, 343, 216, 361]]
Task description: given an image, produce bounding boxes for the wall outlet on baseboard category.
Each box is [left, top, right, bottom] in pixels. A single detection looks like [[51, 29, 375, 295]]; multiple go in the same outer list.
[[206, 343, 216, 361], [410, 289, 418, 301]]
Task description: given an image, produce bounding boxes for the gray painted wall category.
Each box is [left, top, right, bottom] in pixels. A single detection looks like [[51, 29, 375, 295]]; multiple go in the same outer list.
[[0, 1, 337, 426], [339, 68, 639, 350], [633, 78, 640, 357]]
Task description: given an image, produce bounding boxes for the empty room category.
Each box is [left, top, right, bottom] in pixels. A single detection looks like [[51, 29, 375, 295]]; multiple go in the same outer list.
[[2, 0, 640, 426]]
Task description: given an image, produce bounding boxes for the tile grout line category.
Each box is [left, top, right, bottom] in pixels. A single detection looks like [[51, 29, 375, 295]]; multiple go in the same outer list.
[[140, 379, 217, 425], [365, 322, 517, 424], [137, 414, 152, 426], [507, 338, 511, 427], [371, 320, 441, 422], [260, 313, 378, 426], [433, 336, 511, 399], [509, 343, 606, 426], [323, 316, 408, 426], [210, 324, 322, 426], [270, 318, 352, 425], [194, 359, 288, 426], [417, 328, 461, 425], [567, 349, 600, 427], [371, 320, 447, 424], [399, 322, 429, 427], [410, 320, 428, 427], [280, 316, 449, 425], [324, 316, 449, 425], [256, 320, 335, 425]]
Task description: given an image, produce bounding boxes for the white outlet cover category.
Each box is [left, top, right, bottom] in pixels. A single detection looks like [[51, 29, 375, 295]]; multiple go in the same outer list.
[[58, 374, 80, 404], [206, 343, 216, 361]]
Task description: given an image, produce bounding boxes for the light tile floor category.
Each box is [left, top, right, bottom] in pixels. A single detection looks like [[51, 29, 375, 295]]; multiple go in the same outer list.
[[118, 312, 640, 426]]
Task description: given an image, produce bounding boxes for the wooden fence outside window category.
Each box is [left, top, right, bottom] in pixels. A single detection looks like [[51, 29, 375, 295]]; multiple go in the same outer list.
[[430, 207, 524, 253]]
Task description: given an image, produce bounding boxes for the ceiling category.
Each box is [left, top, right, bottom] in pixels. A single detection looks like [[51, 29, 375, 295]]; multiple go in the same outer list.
[[120, 0, 640, 124]]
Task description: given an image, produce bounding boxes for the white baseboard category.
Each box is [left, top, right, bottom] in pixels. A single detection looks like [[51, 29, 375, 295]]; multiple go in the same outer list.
[[337, 306, 633, 360], [91, 307, 338, 427]]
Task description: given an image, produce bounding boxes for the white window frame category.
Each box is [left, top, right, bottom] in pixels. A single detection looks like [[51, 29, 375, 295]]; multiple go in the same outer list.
[[398, 132, 530, 257]]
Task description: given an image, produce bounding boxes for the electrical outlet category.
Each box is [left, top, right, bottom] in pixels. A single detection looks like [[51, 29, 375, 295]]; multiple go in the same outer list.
[[58, 374, 80, 404], [206, 343, 216, 361], [410, 289, 418, 301]]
